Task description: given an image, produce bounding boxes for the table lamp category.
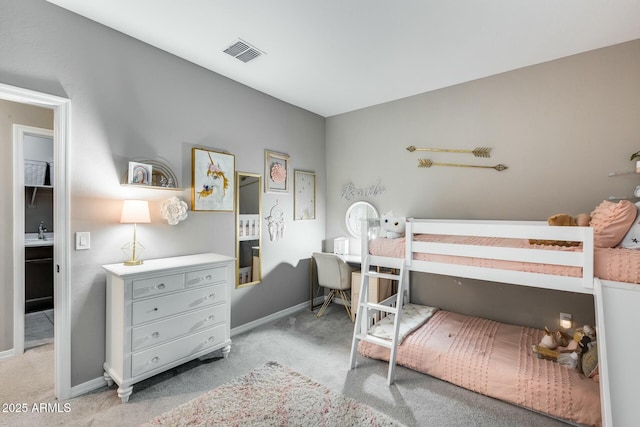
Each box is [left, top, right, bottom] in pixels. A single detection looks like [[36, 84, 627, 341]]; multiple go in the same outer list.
[[120, 199, 151, 266]]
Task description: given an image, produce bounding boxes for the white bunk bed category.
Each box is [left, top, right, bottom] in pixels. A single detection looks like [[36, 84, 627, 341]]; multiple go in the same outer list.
[[349, 216, 640, 427]]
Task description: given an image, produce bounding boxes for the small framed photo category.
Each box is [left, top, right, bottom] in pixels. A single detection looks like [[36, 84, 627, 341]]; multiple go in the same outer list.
[[265, 150, 290, 193], [192, 147, 235, 211], [128, 161, 153, 186], [294, 170, 316, 220]]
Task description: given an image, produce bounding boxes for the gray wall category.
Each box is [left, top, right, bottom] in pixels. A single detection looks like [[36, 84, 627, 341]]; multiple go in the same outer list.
[[326, 39, 640, 330], [0, 99, 53, 352], [1, 0, 325, 386]]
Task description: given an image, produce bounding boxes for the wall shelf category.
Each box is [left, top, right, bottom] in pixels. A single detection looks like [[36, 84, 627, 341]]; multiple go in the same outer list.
[[608, 171, 638, 177], [121, 159, 186, 191], [120, 183, 186, 191]]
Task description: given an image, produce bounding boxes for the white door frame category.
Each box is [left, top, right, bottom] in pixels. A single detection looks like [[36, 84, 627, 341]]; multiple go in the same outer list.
[[3, 82, 71, 401]]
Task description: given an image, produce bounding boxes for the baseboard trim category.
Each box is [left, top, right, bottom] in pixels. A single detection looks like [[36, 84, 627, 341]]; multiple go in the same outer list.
[[69, 299, 323, 398], [71, 376, 107, 398], [231, 300, 312, 337], [312, 296, 325, 307], [0, 348, 16, 360], [334, 296, 348, 305]]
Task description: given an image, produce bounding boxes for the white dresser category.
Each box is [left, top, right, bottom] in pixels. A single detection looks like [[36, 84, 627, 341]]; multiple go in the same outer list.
[[102, 253, 234, 403]]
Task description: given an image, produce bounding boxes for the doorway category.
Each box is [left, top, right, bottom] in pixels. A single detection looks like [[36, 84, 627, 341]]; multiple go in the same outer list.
[[19, 127, 55, 349], [2, 82, 71, 400]]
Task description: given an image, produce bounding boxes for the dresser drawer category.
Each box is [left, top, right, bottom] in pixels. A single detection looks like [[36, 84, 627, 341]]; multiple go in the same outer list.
[[185, 266, 227, 288], [131, 304, 226, 351], [132, 284, 225, 325], [132, 273, 184, 299], [132, 324, 226, 377]]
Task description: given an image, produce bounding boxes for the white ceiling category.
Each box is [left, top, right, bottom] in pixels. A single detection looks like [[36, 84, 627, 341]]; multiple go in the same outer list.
[[47, 0, 640, 117]]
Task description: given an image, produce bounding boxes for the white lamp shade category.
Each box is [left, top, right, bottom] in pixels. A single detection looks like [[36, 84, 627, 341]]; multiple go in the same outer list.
[[120, 200, 151, 224]]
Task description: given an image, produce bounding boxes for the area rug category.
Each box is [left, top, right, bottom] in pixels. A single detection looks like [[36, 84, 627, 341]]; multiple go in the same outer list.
[[142, 361, 404, 426]]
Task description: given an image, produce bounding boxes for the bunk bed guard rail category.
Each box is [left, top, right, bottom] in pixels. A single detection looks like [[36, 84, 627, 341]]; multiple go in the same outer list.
[[361, 217, 595, 295]]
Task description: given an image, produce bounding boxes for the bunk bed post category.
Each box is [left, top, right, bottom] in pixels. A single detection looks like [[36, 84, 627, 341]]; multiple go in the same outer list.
[[350, 217, 372, 370], [349, 253, 371, 370], [404, 218, 412, 303], [582, 227, 594, 290], [405, 218, 413, 269], [360, 217, 369, 261], [593, 278, 613, 427]]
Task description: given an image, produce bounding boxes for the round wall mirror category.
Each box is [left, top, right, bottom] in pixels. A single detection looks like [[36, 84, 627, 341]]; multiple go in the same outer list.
[[345, 201, 378, 238]]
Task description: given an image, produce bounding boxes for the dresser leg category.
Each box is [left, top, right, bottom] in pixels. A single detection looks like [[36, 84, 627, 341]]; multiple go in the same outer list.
[[222, 344, 231, 359], [118, 385, 133, 403], [103, 371, 114, 387]]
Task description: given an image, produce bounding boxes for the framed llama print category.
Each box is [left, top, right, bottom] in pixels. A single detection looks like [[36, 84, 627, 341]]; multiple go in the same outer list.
[[192, 147, 235, 211], [265, 150, 290, 193], [294, 170, 316, 220]]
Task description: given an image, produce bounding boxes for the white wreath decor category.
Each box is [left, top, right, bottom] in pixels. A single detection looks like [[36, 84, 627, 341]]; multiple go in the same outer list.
[[160, 196, 188, 225]]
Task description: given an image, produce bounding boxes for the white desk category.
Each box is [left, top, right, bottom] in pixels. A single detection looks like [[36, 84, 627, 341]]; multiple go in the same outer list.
[[336, 253, 362, 264]]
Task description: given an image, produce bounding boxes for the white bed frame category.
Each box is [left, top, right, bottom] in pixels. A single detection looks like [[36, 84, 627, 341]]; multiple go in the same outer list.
[[352, 217, 640, 427]]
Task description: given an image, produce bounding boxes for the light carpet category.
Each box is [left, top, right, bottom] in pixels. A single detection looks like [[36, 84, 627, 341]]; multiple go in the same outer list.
[[142, 361, 405, 427]]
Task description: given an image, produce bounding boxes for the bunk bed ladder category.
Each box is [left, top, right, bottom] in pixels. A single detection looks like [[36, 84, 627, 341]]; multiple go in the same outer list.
[[349, 255, 408, 385]]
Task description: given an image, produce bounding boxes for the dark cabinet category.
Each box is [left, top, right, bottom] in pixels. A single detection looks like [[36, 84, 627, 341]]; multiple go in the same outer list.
[[25, 246, 53, 313]]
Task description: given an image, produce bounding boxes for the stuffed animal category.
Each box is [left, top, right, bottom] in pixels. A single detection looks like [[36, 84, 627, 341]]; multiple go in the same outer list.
[[575, 213, 591, 227], [547, 213, 577, 226], [547, 213, 591, 227], [529, 212, 591, 246], [531, 324, 598, 378], [538, 327, 570, 349], [381, 211, 406, 238]]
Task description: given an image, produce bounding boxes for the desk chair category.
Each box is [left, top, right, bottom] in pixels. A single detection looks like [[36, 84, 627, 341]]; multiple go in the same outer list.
[[312, 252, 356, 321]]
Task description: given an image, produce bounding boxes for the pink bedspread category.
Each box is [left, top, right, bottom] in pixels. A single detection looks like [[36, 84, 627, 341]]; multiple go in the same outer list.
[[370, 235, 640, 284], [359, 310, 602, 426]]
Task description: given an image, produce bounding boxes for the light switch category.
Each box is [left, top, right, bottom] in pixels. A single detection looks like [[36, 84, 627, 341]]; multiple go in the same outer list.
[[76, 232, 90, 250]]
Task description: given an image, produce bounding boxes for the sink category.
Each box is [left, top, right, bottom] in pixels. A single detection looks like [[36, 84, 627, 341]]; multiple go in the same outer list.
[[25, 232, 54, 247]]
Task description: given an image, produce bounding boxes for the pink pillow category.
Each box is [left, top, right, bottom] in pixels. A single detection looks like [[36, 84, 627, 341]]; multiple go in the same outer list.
[[590, 200, 638, 248], [619, 202, 640, 248]]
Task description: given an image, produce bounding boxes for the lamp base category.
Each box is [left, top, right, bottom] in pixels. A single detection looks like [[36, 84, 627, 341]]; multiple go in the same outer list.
[[121, 239, 145, 266]]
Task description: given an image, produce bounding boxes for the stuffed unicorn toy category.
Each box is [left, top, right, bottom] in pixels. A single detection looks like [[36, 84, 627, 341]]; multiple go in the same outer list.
[[381, 211, 405, 238]]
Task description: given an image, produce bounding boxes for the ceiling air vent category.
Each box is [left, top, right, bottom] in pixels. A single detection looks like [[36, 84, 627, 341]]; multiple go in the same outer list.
[[223, 39, 264, 63]]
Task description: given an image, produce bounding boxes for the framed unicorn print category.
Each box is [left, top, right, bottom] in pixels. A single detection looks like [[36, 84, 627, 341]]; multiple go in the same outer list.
[[192, 147, 235, 212]]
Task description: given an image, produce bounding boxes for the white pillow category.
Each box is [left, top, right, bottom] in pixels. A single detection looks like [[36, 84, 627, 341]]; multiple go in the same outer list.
[[618, 202, 640, 249], [368, 304, 438, 344]]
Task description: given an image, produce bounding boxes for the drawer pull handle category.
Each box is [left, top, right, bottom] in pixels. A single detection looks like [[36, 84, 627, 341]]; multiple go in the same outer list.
[[153, 308, 159, 312], [206, 293, 215, 300], [156, 283, 166, 290], [151, 357, 160, 363], [152, 332, 160, 339], [194, 274, 213, 284], [207, 336, 215, 342], [206, 315, 215, 322]]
